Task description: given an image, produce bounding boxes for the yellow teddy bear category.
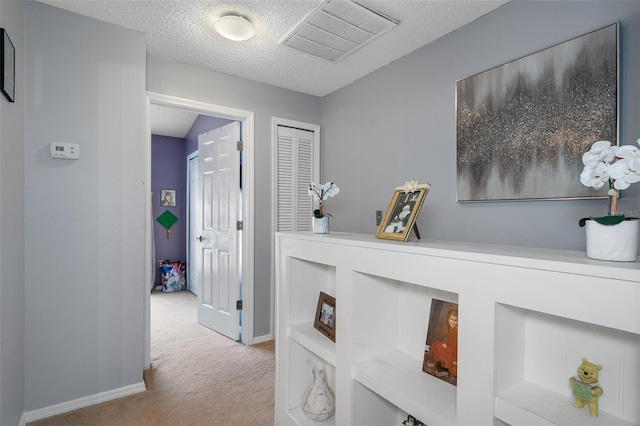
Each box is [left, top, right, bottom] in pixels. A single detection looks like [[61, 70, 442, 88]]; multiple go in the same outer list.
[[569, 358, 603, 417]]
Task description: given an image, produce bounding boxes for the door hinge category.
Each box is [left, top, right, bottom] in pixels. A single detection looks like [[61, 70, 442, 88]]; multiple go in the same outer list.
[[236, 300, 243, 310], [237, 141, 243, 151], [236, 220, 243, 231]]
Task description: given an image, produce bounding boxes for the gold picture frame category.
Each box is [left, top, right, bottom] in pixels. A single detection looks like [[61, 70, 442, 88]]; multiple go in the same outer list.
[[376, 183, 429, 241], [313, 291, 335, 342]]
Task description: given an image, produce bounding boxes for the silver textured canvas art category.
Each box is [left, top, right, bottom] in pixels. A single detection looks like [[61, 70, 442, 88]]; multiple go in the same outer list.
[[456, 23, 618, 202]]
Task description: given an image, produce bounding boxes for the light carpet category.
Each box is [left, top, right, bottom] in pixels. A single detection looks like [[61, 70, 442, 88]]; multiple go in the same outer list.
[[29, 290, 275, 426]]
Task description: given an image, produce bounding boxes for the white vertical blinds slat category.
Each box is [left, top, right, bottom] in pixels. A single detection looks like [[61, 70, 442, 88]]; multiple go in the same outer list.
[[277, 128, 295, 232], [297, 132, 314, 231]]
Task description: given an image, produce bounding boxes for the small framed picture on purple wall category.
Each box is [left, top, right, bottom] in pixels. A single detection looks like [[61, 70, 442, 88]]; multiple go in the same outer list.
[[160, 189, 176, 207]]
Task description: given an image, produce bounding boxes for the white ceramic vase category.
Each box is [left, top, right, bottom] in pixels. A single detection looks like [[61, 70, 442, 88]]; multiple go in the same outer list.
[[585, 219, 639, 262], [301, 363, 335, 421], [312, 216, 329, 234]]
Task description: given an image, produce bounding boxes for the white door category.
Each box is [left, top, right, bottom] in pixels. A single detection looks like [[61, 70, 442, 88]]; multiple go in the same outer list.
[[187, 153, 199, 296], [196, 122, 241, 340]]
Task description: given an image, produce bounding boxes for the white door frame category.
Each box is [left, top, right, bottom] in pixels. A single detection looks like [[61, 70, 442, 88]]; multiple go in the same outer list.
[[186, 150, 198, 295], [144, 92, 255, 369]]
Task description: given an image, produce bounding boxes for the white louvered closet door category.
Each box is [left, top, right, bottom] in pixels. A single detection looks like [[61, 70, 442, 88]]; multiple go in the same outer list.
[[276, 125, 317, 232]]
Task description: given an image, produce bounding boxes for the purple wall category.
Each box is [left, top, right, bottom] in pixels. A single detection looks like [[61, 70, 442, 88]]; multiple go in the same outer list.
[[152, 135, 187, 276]]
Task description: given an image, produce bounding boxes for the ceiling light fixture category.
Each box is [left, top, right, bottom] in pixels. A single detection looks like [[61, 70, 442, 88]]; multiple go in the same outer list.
[[214, 15, 255, 41]]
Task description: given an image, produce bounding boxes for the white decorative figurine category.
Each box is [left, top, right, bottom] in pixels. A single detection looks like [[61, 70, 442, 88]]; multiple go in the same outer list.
[[301, 363, 335, 421]]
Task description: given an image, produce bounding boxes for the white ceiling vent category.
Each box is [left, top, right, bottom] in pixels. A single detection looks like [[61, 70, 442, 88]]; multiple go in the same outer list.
[[279, 0, 399, 63]]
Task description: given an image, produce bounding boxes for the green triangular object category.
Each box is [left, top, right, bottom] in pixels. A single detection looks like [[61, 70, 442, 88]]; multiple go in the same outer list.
[[156, 210, 178, 230]]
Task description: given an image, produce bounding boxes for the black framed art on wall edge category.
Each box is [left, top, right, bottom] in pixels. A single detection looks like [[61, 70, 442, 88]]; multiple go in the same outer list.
[[1, 28, 15, 103]]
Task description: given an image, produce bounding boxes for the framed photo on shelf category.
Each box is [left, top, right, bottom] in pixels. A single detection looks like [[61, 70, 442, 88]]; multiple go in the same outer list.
[[160, 189, 176, 207], [375, 183, 430, 242], [422, 299, 459, 386], [313, 291, 335, 342], [1, 28, 15, 103]]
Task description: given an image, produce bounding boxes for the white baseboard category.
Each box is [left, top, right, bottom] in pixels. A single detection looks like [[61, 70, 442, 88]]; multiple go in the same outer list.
[[18, 413, 26, 426], [24, 381, 146, 423], [252, 333, 274, 344]]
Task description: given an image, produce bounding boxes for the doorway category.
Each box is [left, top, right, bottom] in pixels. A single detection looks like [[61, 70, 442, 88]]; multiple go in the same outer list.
[[144, 92, 255, 370]]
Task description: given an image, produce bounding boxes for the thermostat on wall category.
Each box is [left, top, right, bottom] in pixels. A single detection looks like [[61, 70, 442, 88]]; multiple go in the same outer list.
[[50, 141, 80, 160]]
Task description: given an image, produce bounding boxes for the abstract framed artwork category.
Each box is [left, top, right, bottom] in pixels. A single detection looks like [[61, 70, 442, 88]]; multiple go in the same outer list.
[[456, 23, 618, 202]]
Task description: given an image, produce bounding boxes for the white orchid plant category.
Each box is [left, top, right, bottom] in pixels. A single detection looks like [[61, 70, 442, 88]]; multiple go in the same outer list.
[[579, 139, 640, 226], [308, 182, 340, 218]]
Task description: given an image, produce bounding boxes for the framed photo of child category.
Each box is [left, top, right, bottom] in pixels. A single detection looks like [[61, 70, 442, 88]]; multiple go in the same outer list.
[[422, 299, 459, 386], [160, 189, 176, 207], [375, 182, 430, 242]]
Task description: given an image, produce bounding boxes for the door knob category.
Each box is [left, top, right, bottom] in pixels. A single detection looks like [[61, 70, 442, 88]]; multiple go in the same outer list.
[[196, 235, 204, 242]]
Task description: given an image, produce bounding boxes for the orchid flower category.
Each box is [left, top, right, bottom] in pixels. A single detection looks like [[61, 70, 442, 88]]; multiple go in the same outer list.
[[608, 157, 640, 190], [581, 140, 616, 168], [580, 161, 609, 189], [308, 182, 340, 218], [580, 138, 640, 217]]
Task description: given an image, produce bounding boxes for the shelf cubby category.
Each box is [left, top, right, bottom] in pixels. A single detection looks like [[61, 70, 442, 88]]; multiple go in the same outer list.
[[354, 381, 412, 426], [354, 351, 456, 425], [495, 303, 640, 426], [352, 271, 458, 425], [288, 257, 336, 327], [288, 322, 335, 366], [496, 381, 635, 426], [286, 340, 336, 426], [353, 271, 458, 365]]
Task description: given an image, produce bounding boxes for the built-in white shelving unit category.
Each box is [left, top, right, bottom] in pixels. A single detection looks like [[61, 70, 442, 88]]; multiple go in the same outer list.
[[275, 232, 640, 426]]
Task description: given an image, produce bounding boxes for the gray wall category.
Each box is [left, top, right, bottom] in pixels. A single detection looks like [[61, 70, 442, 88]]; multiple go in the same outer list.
[[321, 0, 640, 251], [147, 56, 321, 338], [24, 2, 146, 411], [0, 2, 25, 425]]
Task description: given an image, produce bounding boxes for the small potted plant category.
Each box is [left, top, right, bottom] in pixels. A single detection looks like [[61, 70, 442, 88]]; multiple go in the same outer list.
[[308, 182, 339, 234], [579, 139, 640, 261]]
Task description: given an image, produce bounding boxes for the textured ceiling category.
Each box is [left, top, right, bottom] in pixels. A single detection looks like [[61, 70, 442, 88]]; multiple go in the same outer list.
[[38, 0, 509, 98], [150, 104, 201, 138], [37, 0, 509, 137]]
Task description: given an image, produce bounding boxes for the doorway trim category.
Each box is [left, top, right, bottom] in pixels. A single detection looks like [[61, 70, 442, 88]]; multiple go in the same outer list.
[[186, 150, 198, 295], [144, 91, 255, 369]]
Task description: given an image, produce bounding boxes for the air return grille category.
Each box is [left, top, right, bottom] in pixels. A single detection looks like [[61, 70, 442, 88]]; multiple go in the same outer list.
[[279, 0, 399, 63]]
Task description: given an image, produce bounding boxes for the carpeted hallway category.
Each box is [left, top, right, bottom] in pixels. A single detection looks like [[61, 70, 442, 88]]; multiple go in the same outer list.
[[29, 290, 275, 426]]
